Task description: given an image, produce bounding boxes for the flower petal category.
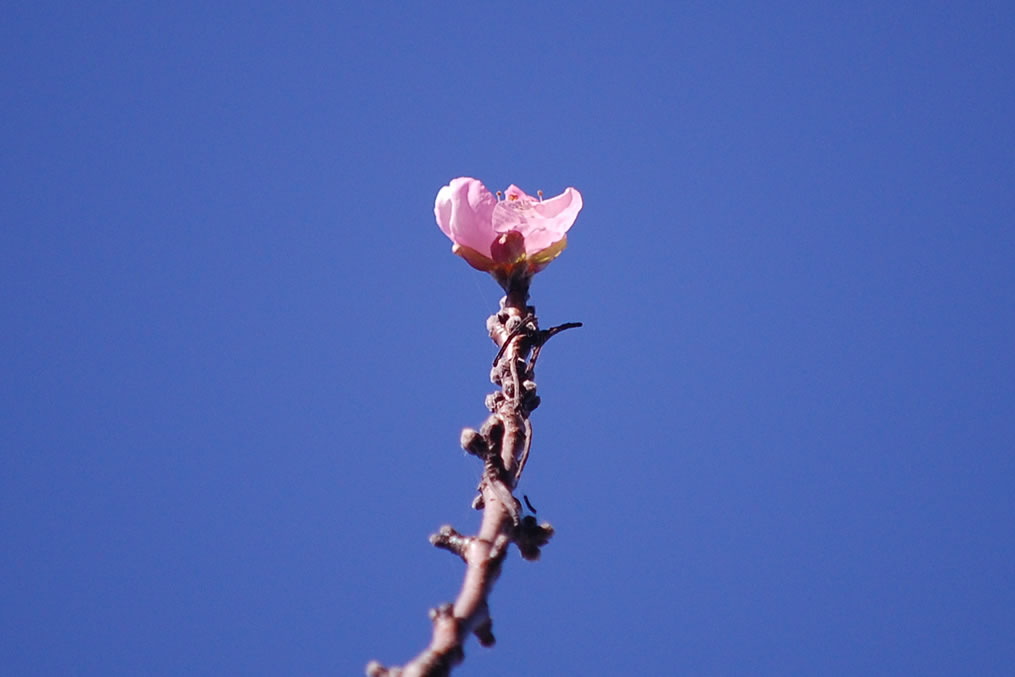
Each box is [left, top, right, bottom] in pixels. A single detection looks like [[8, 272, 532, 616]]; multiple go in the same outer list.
[[434, 177, 498, 255], [531, 187, 582, 239], [491, 186, 582, 253]]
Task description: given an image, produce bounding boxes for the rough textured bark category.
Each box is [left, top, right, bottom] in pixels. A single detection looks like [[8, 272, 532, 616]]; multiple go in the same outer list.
[[366, 286, 578, 676]]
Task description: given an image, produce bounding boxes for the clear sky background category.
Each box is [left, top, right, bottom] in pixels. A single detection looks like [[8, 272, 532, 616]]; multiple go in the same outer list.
[[2, 2, 1013, 675]]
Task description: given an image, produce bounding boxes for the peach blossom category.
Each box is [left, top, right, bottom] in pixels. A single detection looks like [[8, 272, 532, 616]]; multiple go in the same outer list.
[[434, 177, 582, 276]]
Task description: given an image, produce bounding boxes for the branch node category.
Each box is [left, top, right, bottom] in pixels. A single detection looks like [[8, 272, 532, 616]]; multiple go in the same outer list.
[[430, 525, 471, 560], [429, 602, 455, 623], [515, 515, 556, 561], [484, 392, 505, 412], [365, 660, 398, 677], [480, 416, 504, 448], [489, 532, 513, 562], [459, 428, 488, 457], [491, 313, 537, 366]]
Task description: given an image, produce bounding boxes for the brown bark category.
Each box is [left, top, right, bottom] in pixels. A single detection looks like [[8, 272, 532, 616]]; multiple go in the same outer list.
[[366, 289, 577, 676]]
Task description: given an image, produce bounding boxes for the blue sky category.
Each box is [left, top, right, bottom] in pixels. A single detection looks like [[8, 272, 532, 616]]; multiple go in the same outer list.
[[2, 2, 1013, 675]]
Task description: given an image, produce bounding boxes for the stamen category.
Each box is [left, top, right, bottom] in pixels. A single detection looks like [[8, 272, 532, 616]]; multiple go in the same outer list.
[[537, 190, 543, 201], [496, 190, 503, 201]]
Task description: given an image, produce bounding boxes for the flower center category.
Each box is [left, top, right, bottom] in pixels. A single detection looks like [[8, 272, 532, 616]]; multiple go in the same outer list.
[[489, 230, 526, 265], [497, 190, 542, 203]]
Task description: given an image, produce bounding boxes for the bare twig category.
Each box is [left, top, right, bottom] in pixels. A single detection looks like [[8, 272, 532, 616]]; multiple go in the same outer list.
[[528, 321, 582, 373], [367, 289, 577, 676]]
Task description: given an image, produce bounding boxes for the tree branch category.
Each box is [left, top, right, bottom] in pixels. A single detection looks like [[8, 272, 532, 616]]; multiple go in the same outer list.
[[366, 290, 575, 676]]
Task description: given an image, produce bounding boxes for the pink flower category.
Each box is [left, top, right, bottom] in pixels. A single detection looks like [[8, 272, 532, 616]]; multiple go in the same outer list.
[[434, 177, 583, 281]]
